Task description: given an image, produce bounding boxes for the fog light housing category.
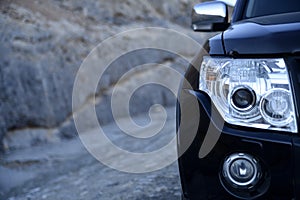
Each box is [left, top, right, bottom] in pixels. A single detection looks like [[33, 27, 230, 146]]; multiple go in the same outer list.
[[222, 153, 261, 188], [220, 153, 270, 199]]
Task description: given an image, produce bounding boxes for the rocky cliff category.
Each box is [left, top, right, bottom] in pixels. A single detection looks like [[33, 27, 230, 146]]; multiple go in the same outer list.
[[0, 0, 207, 151]]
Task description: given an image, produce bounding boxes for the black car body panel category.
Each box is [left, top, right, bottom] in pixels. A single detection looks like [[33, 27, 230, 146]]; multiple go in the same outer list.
[[208, 34, 225, 55], [178, 0, 300, 199], [223, 19, 300, 55], [178, 91, 295, 199]]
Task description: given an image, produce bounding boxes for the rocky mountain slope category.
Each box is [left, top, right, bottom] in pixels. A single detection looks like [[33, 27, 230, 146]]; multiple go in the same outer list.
[[0, 0, 208, 151]]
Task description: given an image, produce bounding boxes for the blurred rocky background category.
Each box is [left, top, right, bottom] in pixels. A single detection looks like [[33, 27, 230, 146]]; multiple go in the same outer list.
[[0, 0, 219, 199], [0, 0, 209, 152]]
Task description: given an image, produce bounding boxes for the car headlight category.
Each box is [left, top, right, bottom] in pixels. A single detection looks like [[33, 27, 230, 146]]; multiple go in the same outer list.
[[199, 56, 298, 133]]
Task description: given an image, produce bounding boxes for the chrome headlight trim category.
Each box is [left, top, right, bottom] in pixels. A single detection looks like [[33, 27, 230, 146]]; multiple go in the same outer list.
[[199, 56, 298, 133]]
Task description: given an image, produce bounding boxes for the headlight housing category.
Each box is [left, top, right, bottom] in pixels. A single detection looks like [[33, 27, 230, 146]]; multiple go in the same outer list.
[[199, 56, 298, 133]]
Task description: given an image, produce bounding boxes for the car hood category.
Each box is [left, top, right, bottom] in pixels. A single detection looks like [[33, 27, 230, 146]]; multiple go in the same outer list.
[[223, 13, 300, 55]]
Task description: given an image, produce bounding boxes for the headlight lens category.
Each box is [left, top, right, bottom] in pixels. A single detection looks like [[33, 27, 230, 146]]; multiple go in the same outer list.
[[199, 57, 297, 133]]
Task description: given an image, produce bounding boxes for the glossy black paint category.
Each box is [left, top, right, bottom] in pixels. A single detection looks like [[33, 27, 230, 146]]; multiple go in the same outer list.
[[178, 92, 294, 199], [223, 18, 300, 55], [207, 34, 225, 55], [231, 0, 247, 23], [177, 1, 300, 199]]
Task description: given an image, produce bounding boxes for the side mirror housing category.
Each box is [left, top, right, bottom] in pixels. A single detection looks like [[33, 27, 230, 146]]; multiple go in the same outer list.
[[192, 1, 230, 32]]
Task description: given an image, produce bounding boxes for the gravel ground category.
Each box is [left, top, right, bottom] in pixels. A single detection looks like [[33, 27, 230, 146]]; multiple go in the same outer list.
[[0, 107, 182, 200]]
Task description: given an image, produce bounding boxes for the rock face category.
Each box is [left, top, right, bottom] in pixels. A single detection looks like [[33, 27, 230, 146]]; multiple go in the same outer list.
[[0, 0, 205, 151]]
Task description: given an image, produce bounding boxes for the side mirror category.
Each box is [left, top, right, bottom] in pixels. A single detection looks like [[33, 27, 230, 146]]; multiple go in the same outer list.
[[192, 1, 229, 32]]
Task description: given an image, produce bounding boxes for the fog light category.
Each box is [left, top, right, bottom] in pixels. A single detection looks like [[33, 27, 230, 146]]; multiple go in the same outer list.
[[230, 159, 254, 183], [222, 153, 261, 188]]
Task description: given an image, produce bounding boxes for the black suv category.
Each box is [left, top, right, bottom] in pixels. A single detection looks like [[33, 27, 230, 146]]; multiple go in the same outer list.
[[177, 0, 300, 199]]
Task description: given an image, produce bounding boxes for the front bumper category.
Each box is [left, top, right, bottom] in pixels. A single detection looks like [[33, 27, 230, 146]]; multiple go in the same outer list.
[[177, 91, 296, 199]]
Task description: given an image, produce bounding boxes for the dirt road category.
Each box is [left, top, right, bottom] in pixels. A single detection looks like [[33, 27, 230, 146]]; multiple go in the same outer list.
[[1, 107, 182, 200]]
